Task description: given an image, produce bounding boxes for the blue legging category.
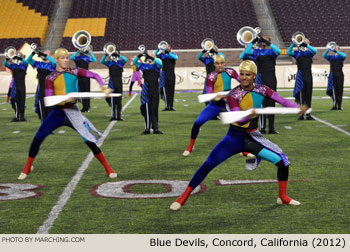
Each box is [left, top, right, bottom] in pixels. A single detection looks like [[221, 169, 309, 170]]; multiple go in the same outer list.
[[28, 108, 100, 158], [189, 129, 285, 189], [191, 102, 224, 139]]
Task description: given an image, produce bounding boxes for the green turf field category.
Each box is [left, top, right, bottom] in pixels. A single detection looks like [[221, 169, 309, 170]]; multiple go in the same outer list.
[[0, 89, 349, 234]]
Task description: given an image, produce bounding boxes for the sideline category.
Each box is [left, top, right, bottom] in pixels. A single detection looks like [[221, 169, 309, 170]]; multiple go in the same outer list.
[[37, 93, 138, 234]]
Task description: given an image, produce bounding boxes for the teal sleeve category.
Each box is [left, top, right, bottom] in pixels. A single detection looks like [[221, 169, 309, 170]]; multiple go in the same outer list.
[[22, 58, 29, 66], [154, 58, 163, 68], [169, 52, 178, 60], [155, 49, 161, 58], [322, 49, 329, 60], [89, 52, 97, 62], [197, 51, 205, 61], [3, 59, 10, 68], [46, 55, 57, 67], [70, 51, 79, 61], [287, 43, 295, 56], [26, 53, 36, 66], [337, 51, 347, 59], [100, 55, 108, 65], [119, 55, 128, 64], [132, 57, 141, 68], [270, 43, 281, 56], [240, 43, 254, 59], [307, 45, 317, 55]]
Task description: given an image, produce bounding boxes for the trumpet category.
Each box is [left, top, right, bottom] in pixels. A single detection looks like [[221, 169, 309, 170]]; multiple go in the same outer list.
[[138, 44, 147, 55], [72, 30, 92, 51], [4, 46, 17, 59], [158, 41, 168, 52], [237, 26, 258, 46], [292, 32, 305, 46], [30, 43, 42, 52], [327, 41, 337, 52], [103, 42, 116, 56], [201, 38, 215, 51]]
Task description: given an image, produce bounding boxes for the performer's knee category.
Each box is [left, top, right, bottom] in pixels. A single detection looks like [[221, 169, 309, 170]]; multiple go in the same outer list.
[[85, 141, 101, 155], [276, 160, 289, 181]]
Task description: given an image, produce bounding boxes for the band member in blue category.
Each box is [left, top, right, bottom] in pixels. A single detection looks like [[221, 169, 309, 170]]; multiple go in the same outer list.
[[322, 45, 346, 110], [26, 49, 56, 122], [287, 38, 317, 120], [100, 52, 127, 121], [70, 49, 97, 112], [155, 43, 178, 111], [240, 36, 281, 134], [171, 60, 308, 211], [197, 46, 225, 97], [3, 52, 29, 122], [183, 55, 240, 156], [133, 53, 163, 134]]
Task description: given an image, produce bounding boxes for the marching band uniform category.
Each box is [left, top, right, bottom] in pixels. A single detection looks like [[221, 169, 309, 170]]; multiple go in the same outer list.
[[18, 48, 116, 180], [241, 37, 281, 134], [70, 50, 97, 112], [287, 42, 317, 120], [133, 54, 163, 134], [171, 61, 301, 211], [3, 57, 29, 121], [155, 47, 178, 111], [26, 51, 56, 122], [100, 53, 128, 121], [183, 55, 240, 156], [322, 48, 346, 110]]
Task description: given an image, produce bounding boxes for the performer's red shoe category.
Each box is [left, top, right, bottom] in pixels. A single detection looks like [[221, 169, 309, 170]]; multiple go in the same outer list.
[[182, 139, 196, 156], [170, 186, 193, 210], [128, 92, 131, 97], [277, 181, 300, 205], [18, 157, 35, 180]]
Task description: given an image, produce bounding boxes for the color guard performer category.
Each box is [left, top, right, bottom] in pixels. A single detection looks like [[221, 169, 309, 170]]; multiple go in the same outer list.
[[129, 56, 143, 96], [18, 48, 116, 180], [171, 60, 308, 211]]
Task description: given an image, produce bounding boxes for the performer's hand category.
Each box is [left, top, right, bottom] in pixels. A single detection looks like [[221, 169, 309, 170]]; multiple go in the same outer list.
[[251, 37, 259, 44], [202, 49, 207, 54], [66, 97, 76, 103], [249, 110, 258, 119], [213, 94, 222, 101], [299, 104, 308, 115], [101, 86, 112, 96], [300, 42, 308, 48]]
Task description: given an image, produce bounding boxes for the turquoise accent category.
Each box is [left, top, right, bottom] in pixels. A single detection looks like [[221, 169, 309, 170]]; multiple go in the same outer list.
[[63, 73, 79, 93], [257, 148, 281, 164], [251, 92, 264, 108], [222, 72, 232, 90], [80, 122, 91, 142]]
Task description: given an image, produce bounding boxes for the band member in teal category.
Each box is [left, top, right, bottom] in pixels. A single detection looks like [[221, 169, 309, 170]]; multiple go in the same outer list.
[[322, 45, 346, 110], [171, 60, 308, 211]]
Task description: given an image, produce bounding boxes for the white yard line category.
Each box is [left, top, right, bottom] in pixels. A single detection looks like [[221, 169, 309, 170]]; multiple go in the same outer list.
[[37, 94, 138, 234], [311, 115, 350, 136]]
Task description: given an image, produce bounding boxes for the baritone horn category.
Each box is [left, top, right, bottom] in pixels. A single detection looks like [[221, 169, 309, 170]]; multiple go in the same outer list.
[[237, 26, 258, 46], [138, 44, 146, 54], [4, 46, 17, 59], [103, 42, 116, 56], [201, 38, 215, 51], [72, 30, 91, 51], [327, 41, 337, 52], [292, 32, 305, 46], [158, 41, 168, 52]]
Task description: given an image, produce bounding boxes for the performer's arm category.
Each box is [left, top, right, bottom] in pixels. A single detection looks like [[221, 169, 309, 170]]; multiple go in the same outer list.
[[154, 49, 161, 58], [205, 75, 214, 93], [26, 52, 36, 66], [322, 49, 329, 60], [217, 52, 225, 58], [306, 44, 317, 55], [3, 59, 10, 68], [240, 43, 254, 59], [227, 68, 241, 83], [270, 43, 281, 56], [88, 51, 97, 62], [22, 58, 29, 66], [168, 52, 178, 60], [132, 56, 141, 68], [77, 68, 105, 86], [154, 58, 163, 68], [45, 78, 54, 97], [286, 43, 295, 56], [119, 55, 128, 64], [70, 51, 79, 61], [336, 50, 347, 59], [100, 54, 108, 65], [197, 50, 206, 62], [266, 86, 299, 108], [46, 55, 57, 67]]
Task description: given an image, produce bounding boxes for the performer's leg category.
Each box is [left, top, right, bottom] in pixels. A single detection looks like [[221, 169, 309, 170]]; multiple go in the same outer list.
[[169, 77, 176, 109], [129, 81, 135, 96], [19, 109, 64, 179], [183, 103, 222, 156], [85, 141, 117, 178], [173, 134, 244, 209], [150, 91, 160, 131], [244, 139, 299, 205], [85, 79, 91, 111], [115, 78, 123, 120], [335, 74, 344, 110], [16, 83, 26, 120]]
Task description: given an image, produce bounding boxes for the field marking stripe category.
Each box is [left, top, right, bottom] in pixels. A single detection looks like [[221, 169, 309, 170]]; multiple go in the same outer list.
[[312, 115, 350, 136], [37, 94, 138, 234]]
